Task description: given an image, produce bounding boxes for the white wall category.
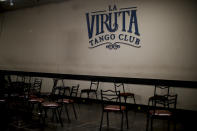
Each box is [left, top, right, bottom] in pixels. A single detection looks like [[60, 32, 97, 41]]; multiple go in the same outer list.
[[0, 0, 197, 110]]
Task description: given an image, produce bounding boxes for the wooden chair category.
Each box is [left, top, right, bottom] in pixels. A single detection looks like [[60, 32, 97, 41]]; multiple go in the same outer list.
[[146, 94, 178, 131], [114, 82, 136, 104], [80, 80, 99, 100], [100, 90, 129, 131], [58, 84, 79, 122], [149, 85, 170, 108]]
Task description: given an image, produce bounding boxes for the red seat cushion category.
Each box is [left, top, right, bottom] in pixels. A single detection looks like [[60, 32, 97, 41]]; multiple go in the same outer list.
[[104, 105, 126, 111], [62, 99, 74, 103], [29, 95, 38, 99], [29, 98, 44, 103], [149, 110, 172, 116], [42, 102, 60, 107]]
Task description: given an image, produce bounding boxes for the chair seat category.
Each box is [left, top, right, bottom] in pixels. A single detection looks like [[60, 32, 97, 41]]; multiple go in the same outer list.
[[120, 92, 134, 97], [62, 99, 74, 103], [104, 105, 126, 111], [42, 102, 60, 107], [29, 98, 44, 103], [149, 110, 172, 116]]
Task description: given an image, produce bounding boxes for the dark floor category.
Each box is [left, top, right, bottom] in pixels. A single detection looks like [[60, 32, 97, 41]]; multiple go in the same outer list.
[[0, 101, 196, 131]]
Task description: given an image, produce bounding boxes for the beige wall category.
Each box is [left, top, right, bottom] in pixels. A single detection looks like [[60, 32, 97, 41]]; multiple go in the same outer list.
[[0, 0, 197, 110]]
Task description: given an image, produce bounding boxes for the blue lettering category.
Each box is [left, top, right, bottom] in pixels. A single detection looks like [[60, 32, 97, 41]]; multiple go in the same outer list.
[[124, 34, 128, 41], [104, 34, 110, 40], [119, 34, 124, 40], [96, 14, 102, 36], [99, 35, 104, 42], [107, 12, 118, 32], [100, 14, 108, 35], [95, 38, 99, 44], [89, 39, 94, 46], [135, 38, 140, 45], [129, 36, 135, 43], [110, 34, 116, 40], [128, 10, 140, 36], [119, 11, 130, 32], [86, 7, 141, 41], [86, 13, 95, 39]]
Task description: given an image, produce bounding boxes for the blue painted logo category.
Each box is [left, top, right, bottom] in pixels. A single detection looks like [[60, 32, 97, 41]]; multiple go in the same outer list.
[[86, 5, 141, 50]]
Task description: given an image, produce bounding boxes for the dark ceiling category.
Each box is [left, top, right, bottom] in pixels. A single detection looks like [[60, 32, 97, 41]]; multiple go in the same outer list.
[[0, 0, 67, 12]]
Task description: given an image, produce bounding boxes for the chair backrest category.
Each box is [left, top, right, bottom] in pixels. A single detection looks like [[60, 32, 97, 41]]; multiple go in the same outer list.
[[101, 90, 123, 109], [51, 79, 58, 92], [70, 84, 79, 97], [16, 75, 25, 82], [148, 94, 178, 113], [16, 75, 31, 83], [51, 87, 67, 101], [154, 85, 170, 97], [30, 78, 42, 96], [89, 80, 99, 91], [166, 94, 177, 109], [114, 83, 126, 93], [51, 78, 62, 94], [50, 79, 65, 100], [14, 75, 31, 95]]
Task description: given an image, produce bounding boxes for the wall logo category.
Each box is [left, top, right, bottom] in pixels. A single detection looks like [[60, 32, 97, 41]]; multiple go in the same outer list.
[[86, 5, 141, 50]]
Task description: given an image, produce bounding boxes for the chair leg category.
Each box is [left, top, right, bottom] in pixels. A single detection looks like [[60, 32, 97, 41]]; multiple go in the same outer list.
[[39, 107, 43, 123], [30, 103, 35, 113], [57, 108, 63, 127], [121, 112, 124, 130], [51, 109, 54, 121], [59, 106, 63, 116], [80, 92, 84, 100], [100, 110, 104, 131], [72, 103, 77, 120], [133, 95, 136, 105], [43, 109, 47, 125], [87, 92, 90, 99], [150, 118, 153, 131], [125, 110, 129, 129], [106, 112, 109, 127], [124, 96, 127, 104], [80, 92, 82, 98], [168, 119, 170, 131], [64, 105, 70, 122], [173, 117, 176, 131], [52, 109, 58, 122], [146, 116, 149, 131]]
